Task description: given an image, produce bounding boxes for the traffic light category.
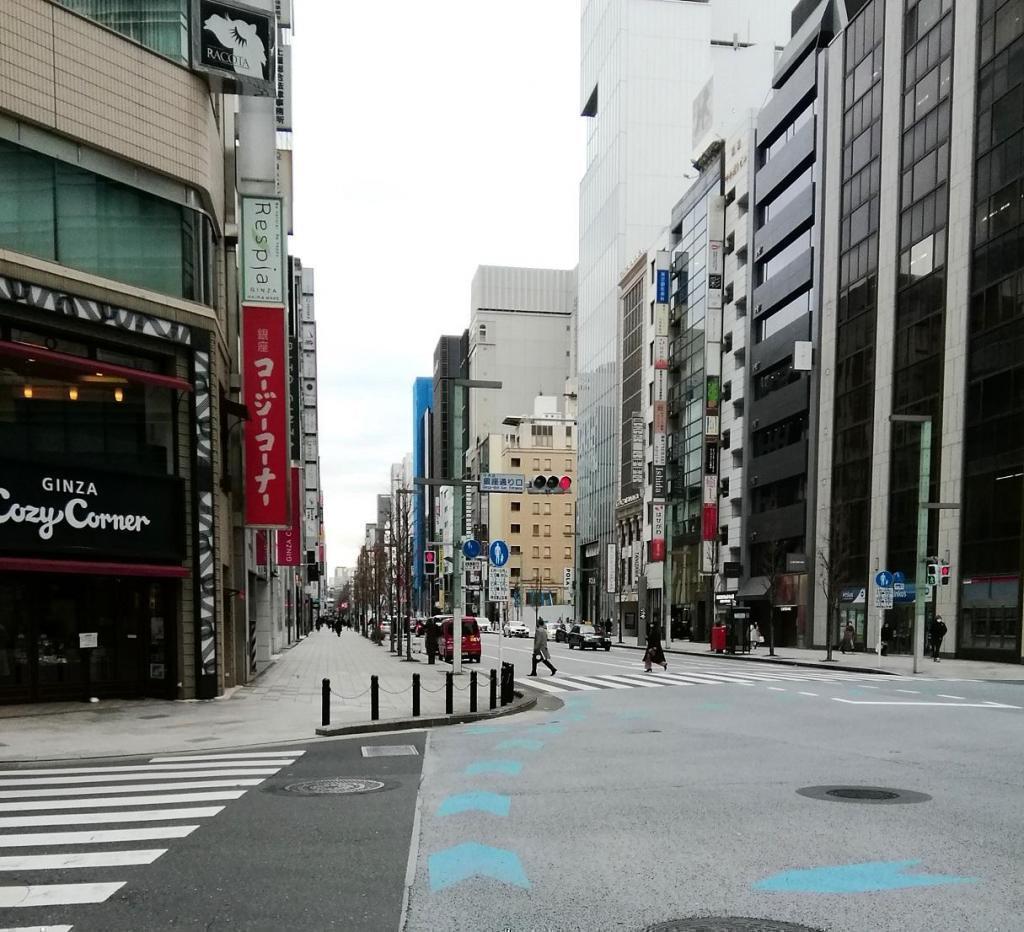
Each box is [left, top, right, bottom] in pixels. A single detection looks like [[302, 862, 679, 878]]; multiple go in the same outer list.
[[423, 550, 437, 576], [940, 562, 951, 586], [527, 474, 573, 494], [926, 561, 939, 586]]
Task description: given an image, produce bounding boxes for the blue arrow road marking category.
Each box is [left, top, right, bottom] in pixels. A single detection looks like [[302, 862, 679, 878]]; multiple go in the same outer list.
[[465, 759, 522, 776], [437, 791, 511, 817], [755, 860, 978, 894], [429, 842, 530, 891], [495, 738, 543, 752]]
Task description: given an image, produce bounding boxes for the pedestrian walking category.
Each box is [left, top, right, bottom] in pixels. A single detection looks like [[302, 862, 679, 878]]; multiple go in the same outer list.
[[749, 621, 760, 651], [644, 621, 668, 672], [425, 618, 438, 665], [880, 619, 893, 656], [930, 614, 947, 662], [840, 622, 855, 654], [529, 622, 557, 677]]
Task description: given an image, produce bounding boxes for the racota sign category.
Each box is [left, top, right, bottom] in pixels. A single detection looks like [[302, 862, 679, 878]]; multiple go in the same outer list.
[[191, 0, 276, 96], [0, 462, 185, 562]]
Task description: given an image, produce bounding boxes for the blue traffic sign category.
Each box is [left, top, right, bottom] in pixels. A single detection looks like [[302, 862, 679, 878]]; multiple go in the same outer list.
[[893, 570, 906, 583], [462, 539, 481, 559], [875, 570, 894, 588], [489, 539, 509, 567]]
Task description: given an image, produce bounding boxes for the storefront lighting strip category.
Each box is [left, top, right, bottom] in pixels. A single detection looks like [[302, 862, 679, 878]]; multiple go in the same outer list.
[[0, 341, 192, 392], [0, 558, 189, 578]]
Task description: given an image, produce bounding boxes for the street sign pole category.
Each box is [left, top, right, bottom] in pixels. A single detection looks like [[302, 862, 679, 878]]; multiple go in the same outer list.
[[451, 384, 465, 676]]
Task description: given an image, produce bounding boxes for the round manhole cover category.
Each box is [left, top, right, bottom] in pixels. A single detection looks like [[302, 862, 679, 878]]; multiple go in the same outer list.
[[645, 919, 824, 932], [282, 778, 386, 796], [797, 785, 931, 805]]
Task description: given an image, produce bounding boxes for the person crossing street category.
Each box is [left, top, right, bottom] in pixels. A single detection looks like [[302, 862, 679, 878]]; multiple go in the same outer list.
[[530, 621, 557, 677]]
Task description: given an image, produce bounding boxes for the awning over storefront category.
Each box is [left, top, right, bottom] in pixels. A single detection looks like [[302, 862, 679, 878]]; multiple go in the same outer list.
[[0, 557, 189, 578], [736, 576, 771, 600]]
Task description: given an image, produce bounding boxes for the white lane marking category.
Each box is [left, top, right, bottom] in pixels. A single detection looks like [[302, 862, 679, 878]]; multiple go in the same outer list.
[[938, 694, 965, 700], [767, 687, 786, 692], [555, 674, 631, 689], [0, 825, 197, 848], [833, 698, 1021, 709], [599, 674, 666, 688], [543, 677, 600, 691], [0, 882, 125, 907], [895, 689, 920, 695], [513, 678, 567, 694], [149, 751, 305, 762], [0, 769, 278, 788], [798, 692, 819, 697], [0, 806, 224, 829], [0, 849, 165, 871], [856, 684, 879, 689], [0, 762, 294, 777], [0, 779, 263, 800], [0, 925, 74, 931], [0, 790, 245, 813]]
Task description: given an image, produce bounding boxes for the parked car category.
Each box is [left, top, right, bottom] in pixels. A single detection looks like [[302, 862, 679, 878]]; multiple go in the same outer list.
[[503, 621, 530, 638], [567, 624, 611, 651], [441, 616, 483, 663]]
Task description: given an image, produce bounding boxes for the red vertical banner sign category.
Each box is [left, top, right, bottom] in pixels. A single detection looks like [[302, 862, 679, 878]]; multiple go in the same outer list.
[[276, 465, 302, 565], [255, 530, 268, 566], [243, 306, 290, 527]]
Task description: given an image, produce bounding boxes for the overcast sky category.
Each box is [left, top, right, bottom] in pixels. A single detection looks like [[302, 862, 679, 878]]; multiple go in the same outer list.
[[290, 2, 584, 571]]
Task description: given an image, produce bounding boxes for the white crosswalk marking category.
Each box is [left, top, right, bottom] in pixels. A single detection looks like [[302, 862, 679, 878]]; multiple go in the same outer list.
[[514, 664, 901, 694], [0, 748, 304, 923], [0, 925, 73, 931]]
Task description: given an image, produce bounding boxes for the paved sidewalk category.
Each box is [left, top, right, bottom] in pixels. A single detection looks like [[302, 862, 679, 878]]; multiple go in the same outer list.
[[611, 635, 1024, 680], [0, 629, 509, 762]]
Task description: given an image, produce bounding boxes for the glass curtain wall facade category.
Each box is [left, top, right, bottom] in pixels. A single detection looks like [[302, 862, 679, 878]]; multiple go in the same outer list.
[[961, 0, 1024, 658], [58, 0, 189, 62], [830, 0, 886, 624], [0, 140, 214, 304]]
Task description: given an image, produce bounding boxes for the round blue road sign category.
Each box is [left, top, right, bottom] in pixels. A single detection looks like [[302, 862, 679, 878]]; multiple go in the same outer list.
[[488, 540, 509, 567], [462, 539, 481, 560], [893, 570, 906, 584], [875, 570, 894, 588]]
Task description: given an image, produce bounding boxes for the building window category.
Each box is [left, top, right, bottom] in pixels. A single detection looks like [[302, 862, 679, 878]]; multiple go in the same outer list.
[[57, 0, 189, 63], [564, 547, 572, 560], [511, 546, 521, 555], [511, 457, 521, 467], [565, 459, 573, 471], [531, 423, 554, 448], [511, 501, 521, 512], [543, 567, 552, 580], [511, 567, 520, 578], [564, 523, 572, 536], [543, 546, 551, 559], [0, 139, 214, 304], [532, 502, 540, 515], [543, 502, 551, 515], [544, 525, 551, 537], [511, 524, 521, 534], [532, 524, 540, 536], [532, 458, 540, 470], [479, 323, 487, 341], [565, 503, 573, 515], [532, 547, 540, 559]]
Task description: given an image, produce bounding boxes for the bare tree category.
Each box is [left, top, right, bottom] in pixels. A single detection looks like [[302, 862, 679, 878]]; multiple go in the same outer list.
[[760, 538, 786, 657], [818, 518, 854, 662]]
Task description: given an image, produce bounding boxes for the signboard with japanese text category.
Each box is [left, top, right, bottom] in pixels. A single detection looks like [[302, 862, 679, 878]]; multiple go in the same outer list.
[[653, 432, 666, 467], [653, 335, 669, 369], [480, 473, 525, 494], [488, 566, 509, 602], [606, 543, 617, 592], [651, 503, 665, 563], [243, 305, 290, 527], [276, 466, 302, 565], [653, 401, 667, 435], [631, 414, 645, 484]]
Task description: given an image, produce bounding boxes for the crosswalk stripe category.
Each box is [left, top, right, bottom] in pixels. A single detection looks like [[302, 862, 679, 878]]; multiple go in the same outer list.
[[0, 849, 166, 871], [655, 671, 755, 686], [0, 881, 125, 907], [0, 779, 263, 800], [555, 674, 632, 689], [149, 751, 305, 762], [0, 925, 74, 931], [0, 825, 197, 848], [0, 762, 295, 778], [0, 806, 224, 829], [599, 674, 666, 687], [0, 790, 246, 813], [0, 769, 280, 788], [514, 677, 567, 694], [640, 673, 696, 686], [543, 677, 600, 691]]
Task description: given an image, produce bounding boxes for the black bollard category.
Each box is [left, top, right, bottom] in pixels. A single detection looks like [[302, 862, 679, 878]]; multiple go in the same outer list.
[[321, 677, 330, 727], [489, 668, 497, 710], [370, 675, 379, 721], [470, 670, 477, 713], [445, 671, 453, 715], [412, 673, 420, 717]]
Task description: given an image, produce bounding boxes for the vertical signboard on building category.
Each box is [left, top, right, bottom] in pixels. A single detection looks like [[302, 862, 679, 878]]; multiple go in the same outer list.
[[650, 250, 671, 563], [631, 413, 645, 484], [241, 197, 286, 305], [651, 503, 666, 562], [276, 465, 303, 565], [701, 196, 726, 573], [606, 543, 617, 593]]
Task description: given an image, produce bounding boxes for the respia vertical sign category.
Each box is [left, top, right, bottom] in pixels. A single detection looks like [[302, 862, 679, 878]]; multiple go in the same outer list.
[[241, 197, 286, 305]]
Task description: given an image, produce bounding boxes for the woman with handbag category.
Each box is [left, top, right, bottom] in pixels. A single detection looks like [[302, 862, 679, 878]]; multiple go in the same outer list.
[[643, 621, 668, 672]]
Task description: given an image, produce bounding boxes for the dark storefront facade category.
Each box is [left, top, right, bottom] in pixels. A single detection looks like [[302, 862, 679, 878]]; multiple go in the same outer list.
[[0, 272, 221, 703]]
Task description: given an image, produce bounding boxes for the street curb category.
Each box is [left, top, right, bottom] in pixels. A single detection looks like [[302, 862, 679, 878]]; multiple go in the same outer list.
[[610, 642, 899, 676], [314, 693, 536, 737]]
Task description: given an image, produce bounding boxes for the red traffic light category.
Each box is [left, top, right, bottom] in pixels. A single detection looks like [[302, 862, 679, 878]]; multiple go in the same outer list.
[[558, 475, 572, 492], [528, 474, 573, 494], [423, 550, 437, 575], [940, 564, 950, 585]]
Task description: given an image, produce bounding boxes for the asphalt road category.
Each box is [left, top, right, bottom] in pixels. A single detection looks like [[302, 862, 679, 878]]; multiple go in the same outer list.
[[4, 650, 1023, 932]]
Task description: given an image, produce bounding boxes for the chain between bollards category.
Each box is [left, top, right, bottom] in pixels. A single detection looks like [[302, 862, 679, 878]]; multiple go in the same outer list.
[[412, 673, 420, 717], [321, 677, 330, 727], [370, 674, 379, 721]]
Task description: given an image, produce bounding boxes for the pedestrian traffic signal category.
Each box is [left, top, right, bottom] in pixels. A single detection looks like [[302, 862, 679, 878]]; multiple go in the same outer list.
[[423, 550, 437, 576], [940, 562, 951, 586], [926, 562, 939, 586], [527, 474, 572, 494]]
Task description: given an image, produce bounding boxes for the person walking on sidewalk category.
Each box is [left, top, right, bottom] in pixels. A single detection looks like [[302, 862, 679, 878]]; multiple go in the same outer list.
[[931, 614, 947, 662], [530, 622, 557, 677], [644, 621, 668, 672], [880, 619, 893, 656], [840, 623, 856, 654]]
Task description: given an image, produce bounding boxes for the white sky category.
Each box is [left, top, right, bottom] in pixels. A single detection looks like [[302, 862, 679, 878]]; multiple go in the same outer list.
[[290, 1, 585, 571]]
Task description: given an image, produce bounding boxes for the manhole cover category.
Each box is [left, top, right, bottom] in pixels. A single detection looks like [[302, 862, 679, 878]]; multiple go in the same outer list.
[[645, 919, 824, 932], [283, 778, 386, 795], [797, 785, 931, 805]]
